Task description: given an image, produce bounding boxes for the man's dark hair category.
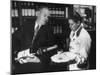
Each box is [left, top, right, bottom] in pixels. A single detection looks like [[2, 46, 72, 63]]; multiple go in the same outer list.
[[69, 12, 83, 23]]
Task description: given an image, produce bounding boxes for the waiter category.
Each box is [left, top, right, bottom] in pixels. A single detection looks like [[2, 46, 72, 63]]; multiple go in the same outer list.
[[51, 13, 91, 70]]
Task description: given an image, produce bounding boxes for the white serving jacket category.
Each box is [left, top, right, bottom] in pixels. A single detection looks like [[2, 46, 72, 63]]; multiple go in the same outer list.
[[69, 24, 91, 59]]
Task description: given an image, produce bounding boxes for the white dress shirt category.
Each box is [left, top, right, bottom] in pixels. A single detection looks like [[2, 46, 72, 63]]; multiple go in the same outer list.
[[34, 22, 39, 31]]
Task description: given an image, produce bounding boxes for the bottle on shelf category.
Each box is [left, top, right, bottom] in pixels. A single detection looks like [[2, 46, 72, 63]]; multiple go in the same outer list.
[[58, 8, 60, 18], [58, 26, 59, 34], [62, 10, 64, 18], [24, 9, 27, 16], [53, 7, 55, 17], [30, 2, 33, 16], [22, 9, 25, 16], [57, 8, 59, 17], [57, 26, 59, 34], [12, 9, 14, 17], [27, 2, 31, 16], [15, 9, 18, 17], [66, 7, 68, 18], [54, 26, 56, 34], [59, 8, 62, 18], [24, 2, 27, 16], [21, 2, 25, 16], [31, 3, 35, 16], [52, 8, 54, 17], [55, 8, 57, 17], [13, 1, 18, 17], [60, 26, 62, 34], [27, 2, 29, 16], [32, 9, 35, 16], [49, 8, 52, 17], [51, 8, 53, 17]]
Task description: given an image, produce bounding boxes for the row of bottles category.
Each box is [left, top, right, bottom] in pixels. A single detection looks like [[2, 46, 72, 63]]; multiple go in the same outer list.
[[11, 8, 65, 17], [11, 9, 36, 17], [54, 26, 62, 34], [11, 1, 66, 18], [22, 9, 35, 16], [12, 27, 18, 34], [49, 8, 65, 18], [12, 1, 18, 17], [11, 9, 18, 17]]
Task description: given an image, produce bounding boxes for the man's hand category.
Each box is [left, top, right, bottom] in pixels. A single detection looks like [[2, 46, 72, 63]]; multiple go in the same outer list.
[[75, 55, 85, 64]]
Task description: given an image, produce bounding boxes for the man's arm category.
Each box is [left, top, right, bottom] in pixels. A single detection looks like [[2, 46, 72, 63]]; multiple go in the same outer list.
[[77, 36, 91, 64]]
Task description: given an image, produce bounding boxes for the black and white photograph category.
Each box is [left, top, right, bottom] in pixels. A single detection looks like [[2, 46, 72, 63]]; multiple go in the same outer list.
[[11, 0, 96, 75]]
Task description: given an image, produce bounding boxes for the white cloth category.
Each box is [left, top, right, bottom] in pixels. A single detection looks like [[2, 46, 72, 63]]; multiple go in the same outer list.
[[17, 49, 30, 59], [15, 49, 40, 64]]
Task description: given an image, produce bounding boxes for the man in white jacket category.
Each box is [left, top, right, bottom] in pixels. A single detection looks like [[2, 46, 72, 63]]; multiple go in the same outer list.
[[51, 13, 91, 70], [68, 14, 91, 70]]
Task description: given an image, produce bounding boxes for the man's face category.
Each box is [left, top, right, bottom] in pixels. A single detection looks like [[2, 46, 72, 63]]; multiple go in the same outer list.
[[68, 19, 79, 31], [38, 8, 50, 25]]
